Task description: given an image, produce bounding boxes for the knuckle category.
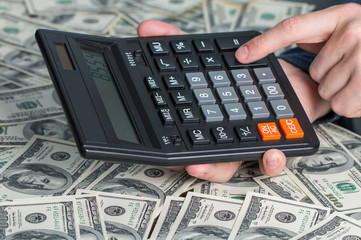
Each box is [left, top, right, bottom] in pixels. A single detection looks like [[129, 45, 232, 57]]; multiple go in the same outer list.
[[330, 100, 346, 116], [341, 20, 361, 42], [249, 35, 267, 51], [309, 62, 322, 82], [317, 84, 329, 101], [338, 2, 361, 13], [280, 16, 302, 36]]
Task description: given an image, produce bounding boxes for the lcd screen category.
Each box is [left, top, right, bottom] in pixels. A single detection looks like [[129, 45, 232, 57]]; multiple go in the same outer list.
[[81, 49, 140, 143]]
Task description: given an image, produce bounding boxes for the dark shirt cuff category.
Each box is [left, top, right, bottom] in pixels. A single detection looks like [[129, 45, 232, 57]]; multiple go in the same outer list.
[[278, 47, 315, 74]]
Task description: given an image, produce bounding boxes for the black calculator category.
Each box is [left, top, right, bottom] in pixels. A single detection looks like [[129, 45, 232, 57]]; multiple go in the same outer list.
[[36, 29, 319, 166]]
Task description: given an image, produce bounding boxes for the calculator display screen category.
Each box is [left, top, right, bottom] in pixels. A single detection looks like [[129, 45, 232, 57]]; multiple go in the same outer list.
[[81, 49, 140, 143]]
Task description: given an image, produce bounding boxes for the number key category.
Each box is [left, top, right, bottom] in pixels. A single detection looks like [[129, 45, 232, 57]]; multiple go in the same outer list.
[[208, 71, 230, 87], [239, 85, 262, 102], [224, 103, 247, 120], [231, 69, 253, 86], [193, 88, 216, 105], [201, 105, 224, 122]]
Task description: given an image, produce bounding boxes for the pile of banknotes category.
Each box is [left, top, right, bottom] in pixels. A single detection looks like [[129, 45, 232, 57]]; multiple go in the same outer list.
[[1, 0, 361, 239]]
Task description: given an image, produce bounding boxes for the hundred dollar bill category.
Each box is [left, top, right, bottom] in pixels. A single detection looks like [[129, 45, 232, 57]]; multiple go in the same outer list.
[[179, 3, 206, 33], [0, 116, 73, 147], [149, 196, 184, 240], [254, 171, 315, 204], [85, 163, 196, 204], [322, 123, 361, 162], [203, 0, 244, 32], [129, 0, 204, 15], [0, 43, 50, 79], [108, 14, 138, 37], [192, 162, 263, 198], [0, 135, 97, 201], [285, 126, 361, 212], [291, 212, 361, 240], [0, 77, 23, 92], [343, 209, 361, 222], [0, 84, 64, 126], [0, 64, 49, 88], [75, 194, 108, 240], [78, 189, 160, 240], [0, 196, 80, 240], [123, 7, 204, 34], [66, 161, 114, 195], [234, 0, 315, 32], [0, 1, 28, 16], [0, 13, 43, 54], [0, 147, 18, 171], [166, 192, 243, 239], [27, 12, 120, 35], [229, 192, 330, 240], [25, 0, 134, 15]]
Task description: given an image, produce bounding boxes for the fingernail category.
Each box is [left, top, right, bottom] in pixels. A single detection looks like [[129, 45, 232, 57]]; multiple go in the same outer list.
[[266, 157, 279, 169], [236, 45, 248, 61]]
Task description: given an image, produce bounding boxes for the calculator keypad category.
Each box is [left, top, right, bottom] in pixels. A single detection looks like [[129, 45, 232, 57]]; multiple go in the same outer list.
[[145, 38, 305, 148]]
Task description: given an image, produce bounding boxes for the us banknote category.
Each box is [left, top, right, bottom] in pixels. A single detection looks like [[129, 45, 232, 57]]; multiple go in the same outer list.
[[0, 147, 18, 171], [0, 116, 72, 147], [291, 212, 361, 240], [166, 192, 243, 240], [149, 196, 185, 240], [75, 194, 108, 240], [285, 125, 361, 213], [322, 123, 361, 162], [0, 84, 64, 126], [0, 196, 80, 240], [0, 64, 49, 89], [254, 171, 315, 204], [85, 163, 196, 205], [0, 43, 50, 79], [191, 162, 264, 198], [78, 189, 160, 240], [25, 0, 134, 15], [229, 192, 330, 239], [0, 135, 97, 201], [203, 0, 244, 32]]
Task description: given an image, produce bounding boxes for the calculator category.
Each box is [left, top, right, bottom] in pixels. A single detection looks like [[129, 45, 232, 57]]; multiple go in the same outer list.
[[36, 29, 319, 166]]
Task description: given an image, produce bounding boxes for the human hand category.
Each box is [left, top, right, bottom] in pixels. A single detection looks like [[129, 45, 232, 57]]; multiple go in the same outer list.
[[137, 20, 286, 182], [236, 3, 361, 118]]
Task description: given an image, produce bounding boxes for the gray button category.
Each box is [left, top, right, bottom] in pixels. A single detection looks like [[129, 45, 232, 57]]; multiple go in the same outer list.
[[208, 70, 230, 87], [185, 72, 208, 89], [216, 87, 239, 103], [224, 103, 247, 120], [247, 101, 270, 119], [201, 105, 224, 122], [193, 88, 216, 105], [239, 85, 262, 102], [270, 99, 294, 119], [262, 83, 284, 100], [254, 67, 276, 83], [231, 69, 253, 86]]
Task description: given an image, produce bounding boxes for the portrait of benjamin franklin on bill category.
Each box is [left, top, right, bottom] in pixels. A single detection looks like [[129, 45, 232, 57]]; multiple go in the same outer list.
[[0, 163, 73, 195], [286, 147, 354, 174]]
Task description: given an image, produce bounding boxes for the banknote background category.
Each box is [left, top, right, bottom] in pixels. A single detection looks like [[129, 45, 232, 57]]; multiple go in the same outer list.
[[2, 0, 361, 240]]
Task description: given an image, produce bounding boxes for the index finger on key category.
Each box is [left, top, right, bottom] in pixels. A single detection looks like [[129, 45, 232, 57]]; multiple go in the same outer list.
[[236, 7, 338, 64]]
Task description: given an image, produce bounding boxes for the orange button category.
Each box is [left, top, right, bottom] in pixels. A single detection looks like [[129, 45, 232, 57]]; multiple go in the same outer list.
[[279, 118, 304, 139], [257, 122, 281, 140]]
